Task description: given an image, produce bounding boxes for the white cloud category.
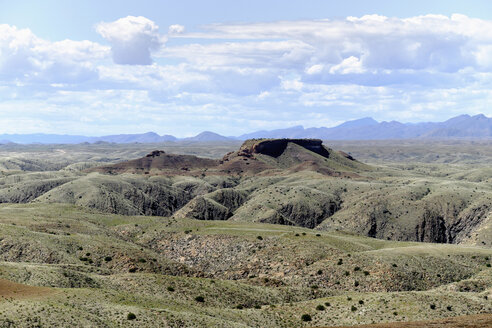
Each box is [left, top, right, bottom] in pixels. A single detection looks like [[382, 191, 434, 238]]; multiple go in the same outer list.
[[96, 16, 166, 65], [0, 24, 107, 84], [329, 56, 365, 74], [3, 15, 492, 135], [168, 24, 185, 34]]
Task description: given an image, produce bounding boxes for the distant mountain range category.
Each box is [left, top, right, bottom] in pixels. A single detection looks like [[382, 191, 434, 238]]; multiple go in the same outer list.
[[1, 114, 491, 144]]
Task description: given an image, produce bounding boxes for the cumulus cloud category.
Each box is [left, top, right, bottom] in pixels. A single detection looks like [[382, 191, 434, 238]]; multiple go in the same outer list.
[[3, 14, 492, 135], [176, 14, 492, 79], [0, 24, 107, 84], [168, 24, 185, 34], [96, 16, 166, 65]]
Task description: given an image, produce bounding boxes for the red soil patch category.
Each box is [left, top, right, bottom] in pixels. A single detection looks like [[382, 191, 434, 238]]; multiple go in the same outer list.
[[0, 278, 54, 300]]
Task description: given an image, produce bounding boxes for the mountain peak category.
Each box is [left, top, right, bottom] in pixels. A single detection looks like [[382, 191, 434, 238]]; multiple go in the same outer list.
[[336, 117, 378, 128]]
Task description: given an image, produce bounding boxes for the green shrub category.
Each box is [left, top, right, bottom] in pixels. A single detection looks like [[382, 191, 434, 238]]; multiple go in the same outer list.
[[316, 304, 325, 311], [167, 286, 175, 292], [104, 256, 112, 262], [195, 296, 205, 303], [257, 236, 263, 240], [324, 302, 331, 307], [127, 313, 136, 320], [430, 304, 436, 310], [301, 314, 312, 322], [351, 305, 357, 312], [354, 266, 361, 271]]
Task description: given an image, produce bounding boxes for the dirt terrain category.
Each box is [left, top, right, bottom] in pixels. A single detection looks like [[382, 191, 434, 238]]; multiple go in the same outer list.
[[0, 140, 490, 327], [325, 314, 492, 328]]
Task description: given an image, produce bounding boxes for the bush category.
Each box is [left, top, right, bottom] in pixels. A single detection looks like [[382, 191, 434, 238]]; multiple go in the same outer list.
[[104, 256, 112, 262], [257, 236, 263, 240], [351, 305, 357, 312], [337, 259, 343, 265], [138, 258, 147, 263], [316, 234, 321, 237], [316, 304, 325, 311], [79, 257, 88, 261], [317, 269, 323, 275], [167, 286, 175, 292], [127, 313, 136, 320], [236, 304, 244, 309], [430, 304, 436, 310], [354, 266, 361, 271], [301, 314, 312, 322], [358, 300, 364, 305], [195, 296, 205, 303], [363, 271, 370, 276], [129, 267, 137, 273], [324, 302, 331, 307], [354, 281, 359, 287], [447, 306, 452, 311]]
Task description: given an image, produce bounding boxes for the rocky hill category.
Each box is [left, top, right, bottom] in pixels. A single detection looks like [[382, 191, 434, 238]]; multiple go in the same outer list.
[[0, 141, 490, 327], [19, 139, 485, 248]]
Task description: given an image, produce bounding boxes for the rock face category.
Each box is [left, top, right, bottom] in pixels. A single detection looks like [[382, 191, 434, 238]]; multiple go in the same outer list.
[[174, 189, 249, 221], [238, 139, 330, 158]]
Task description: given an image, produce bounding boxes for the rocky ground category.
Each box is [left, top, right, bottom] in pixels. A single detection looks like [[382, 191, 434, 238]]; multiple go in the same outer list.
[[0, 140, 490, 327]]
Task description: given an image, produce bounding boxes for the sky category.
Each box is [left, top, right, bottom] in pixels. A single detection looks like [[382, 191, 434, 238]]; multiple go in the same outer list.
[[1, 0, 492, 136]]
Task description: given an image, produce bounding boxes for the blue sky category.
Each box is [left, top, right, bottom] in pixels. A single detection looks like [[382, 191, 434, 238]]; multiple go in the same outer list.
[[1, 0, 492, 136]]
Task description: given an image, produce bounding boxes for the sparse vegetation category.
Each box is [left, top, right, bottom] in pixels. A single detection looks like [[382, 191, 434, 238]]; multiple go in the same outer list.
[[0, 140, 489, 327]]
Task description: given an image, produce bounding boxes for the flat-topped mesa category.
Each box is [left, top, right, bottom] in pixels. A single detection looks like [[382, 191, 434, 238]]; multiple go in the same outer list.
[[237, 138, 331, 158]]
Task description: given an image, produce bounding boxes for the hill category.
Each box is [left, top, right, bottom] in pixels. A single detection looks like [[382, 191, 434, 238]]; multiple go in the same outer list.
[[0, 140, 490, 326], [0, 203, 490, 327], [22, 139, 488, 248], [238, 114, 492, 140]]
